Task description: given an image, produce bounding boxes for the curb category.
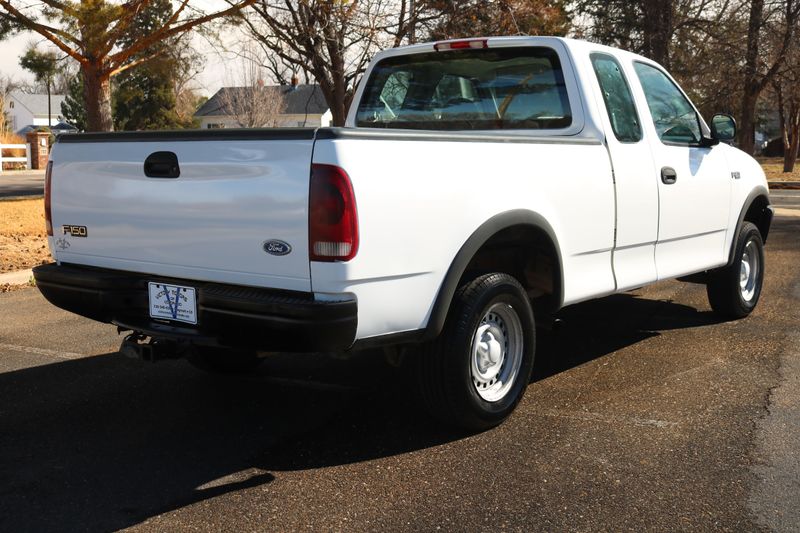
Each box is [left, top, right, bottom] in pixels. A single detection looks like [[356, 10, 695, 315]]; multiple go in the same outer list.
[[0, 269, 34, 286], [769, 181, 800, 190], [0, 195, 44, 201]]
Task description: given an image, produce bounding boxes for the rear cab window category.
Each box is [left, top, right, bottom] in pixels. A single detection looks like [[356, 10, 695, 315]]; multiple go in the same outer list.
[[355, 47, 575, 131], [590, 53, 642, 143]]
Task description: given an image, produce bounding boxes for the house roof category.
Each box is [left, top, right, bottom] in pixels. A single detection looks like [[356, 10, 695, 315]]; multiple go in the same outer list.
[[195, 84, 329, 117], [10, 91, 67, 117]]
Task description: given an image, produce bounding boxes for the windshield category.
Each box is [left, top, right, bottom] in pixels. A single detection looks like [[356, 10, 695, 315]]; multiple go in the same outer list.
[[355, 47, 572, 131]]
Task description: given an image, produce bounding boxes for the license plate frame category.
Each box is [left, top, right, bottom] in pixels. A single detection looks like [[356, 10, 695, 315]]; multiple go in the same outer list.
[[148, 282, 198, 325]]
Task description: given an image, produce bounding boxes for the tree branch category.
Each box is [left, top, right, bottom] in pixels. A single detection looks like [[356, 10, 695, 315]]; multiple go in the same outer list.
[[109, 0, 256, 68], [0, 0, 84, 62]]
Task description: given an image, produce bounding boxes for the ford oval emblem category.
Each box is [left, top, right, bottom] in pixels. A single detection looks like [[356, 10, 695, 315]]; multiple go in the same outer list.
[[263, 240, 292, 256]]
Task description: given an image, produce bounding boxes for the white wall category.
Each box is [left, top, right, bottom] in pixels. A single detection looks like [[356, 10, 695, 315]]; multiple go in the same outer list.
[[5, 94, 62, 132], [5, 98, 33, 132], [32, 115, 58, 127]]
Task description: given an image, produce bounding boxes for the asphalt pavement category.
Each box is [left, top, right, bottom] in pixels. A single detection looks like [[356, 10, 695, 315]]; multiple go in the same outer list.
[[0, 169, 45, 198], [0, 215, 798, 532], [770, 189, 800, 210]]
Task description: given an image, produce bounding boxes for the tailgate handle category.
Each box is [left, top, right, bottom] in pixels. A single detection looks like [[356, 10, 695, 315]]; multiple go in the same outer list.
[[144, 151, 180, 178]]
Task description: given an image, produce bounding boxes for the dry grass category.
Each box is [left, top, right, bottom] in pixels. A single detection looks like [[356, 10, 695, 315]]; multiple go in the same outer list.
[[758, 157, 800, 182], [0, 132, 25, 144], [0, 198, 51, 273], [0, 281, 33, 293], [0, 132, 28, 171]]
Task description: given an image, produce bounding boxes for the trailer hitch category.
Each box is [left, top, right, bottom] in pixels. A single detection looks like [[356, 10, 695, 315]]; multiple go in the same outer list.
[[119, 332, 185, 362]]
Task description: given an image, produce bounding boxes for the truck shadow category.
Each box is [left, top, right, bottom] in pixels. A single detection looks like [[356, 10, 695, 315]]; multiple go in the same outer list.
[[534, 291, 722, 381], [0, 292, 722, 531]]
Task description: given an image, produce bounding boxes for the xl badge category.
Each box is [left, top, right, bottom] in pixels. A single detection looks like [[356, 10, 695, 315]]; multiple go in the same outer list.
[[263, 240, 292, 256], [62, 225, 88, 237]]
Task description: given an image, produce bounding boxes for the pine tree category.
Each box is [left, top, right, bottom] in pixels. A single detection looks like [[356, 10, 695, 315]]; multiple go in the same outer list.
[[61, 74, 87, 131], [113, 0, 195, 131]]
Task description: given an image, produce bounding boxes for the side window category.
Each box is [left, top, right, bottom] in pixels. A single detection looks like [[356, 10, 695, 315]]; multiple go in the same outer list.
[[376, 71, 411, 121], [634, 62, 701, 144], [590, 53, 641, 143], [434, 74, 477, 105]]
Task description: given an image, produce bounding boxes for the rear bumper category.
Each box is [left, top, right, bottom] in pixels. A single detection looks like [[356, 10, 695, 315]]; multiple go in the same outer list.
[[32, 263, 358, 352]]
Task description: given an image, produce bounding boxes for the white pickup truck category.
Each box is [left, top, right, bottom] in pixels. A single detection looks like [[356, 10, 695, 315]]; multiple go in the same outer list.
[[34, 37, 773, 430]]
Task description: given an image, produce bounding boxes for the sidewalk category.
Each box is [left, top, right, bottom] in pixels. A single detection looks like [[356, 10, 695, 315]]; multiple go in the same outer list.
[[0, 269, 33, 287]]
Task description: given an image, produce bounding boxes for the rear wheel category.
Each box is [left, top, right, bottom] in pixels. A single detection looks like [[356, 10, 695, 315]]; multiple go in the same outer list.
[[706, 221, 764, 318], [415, 273, 535, 431], [187, 346, 263, 374]]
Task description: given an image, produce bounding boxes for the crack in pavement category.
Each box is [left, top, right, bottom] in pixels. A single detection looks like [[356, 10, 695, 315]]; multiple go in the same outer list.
[[748, 331, 800, 532]]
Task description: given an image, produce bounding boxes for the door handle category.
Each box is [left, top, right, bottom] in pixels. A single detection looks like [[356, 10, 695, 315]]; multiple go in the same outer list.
[[661, 166, 677, 185], [144, 151, 180, 178]]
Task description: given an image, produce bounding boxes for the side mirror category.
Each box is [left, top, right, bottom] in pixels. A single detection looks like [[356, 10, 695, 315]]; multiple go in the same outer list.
[[711, 114, 736, 142]]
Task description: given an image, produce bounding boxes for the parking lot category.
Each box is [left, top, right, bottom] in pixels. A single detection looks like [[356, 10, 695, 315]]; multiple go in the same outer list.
[[0, 213, 798, 532]]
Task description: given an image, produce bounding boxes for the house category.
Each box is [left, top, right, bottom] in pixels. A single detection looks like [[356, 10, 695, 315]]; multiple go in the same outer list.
[[5, 91, 68, 133], [194, 83, 332, 129]]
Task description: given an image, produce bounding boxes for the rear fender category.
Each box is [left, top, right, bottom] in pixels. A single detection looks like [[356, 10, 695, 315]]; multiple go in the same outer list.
[[423, 209, 564, 340]]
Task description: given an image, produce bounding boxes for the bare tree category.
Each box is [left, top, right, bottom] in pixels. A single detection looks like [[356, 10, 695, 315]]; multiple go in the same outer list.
[[424, 0, 569, 41], [170, 40, 206, 125], [0, 0, 256, 131], [0, 76, 17, 136], [218, 57, 286, 128], [738, 0, 800, 153], [238, 0, 406, 126], [771, 35, 800, 172]]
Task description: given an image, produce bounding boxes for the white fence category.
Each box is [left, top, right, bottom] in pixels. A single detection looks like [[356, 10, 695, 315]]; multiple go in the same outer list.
[[0, 143, 31, 173]]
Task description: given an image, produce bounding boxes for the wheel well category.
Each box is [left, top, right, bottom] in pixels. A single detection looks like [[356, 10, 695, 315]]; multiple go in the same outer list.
[[743, 194, 772, 243], [459, 225, 562, 315]]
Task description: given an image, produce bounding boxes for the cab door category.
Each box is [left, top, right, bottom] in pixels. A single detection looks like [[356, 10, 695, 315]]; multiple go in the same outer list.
[[631, 61, 731, 280], [589, 52, 659, 291]]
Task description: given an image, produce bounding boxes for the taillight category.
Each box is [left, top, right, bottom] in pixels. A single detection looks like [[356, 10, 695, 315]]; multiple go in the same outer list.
[[309, 164, 359, 262], [434, 39, 488, 51], [44, 161, 53, 236]]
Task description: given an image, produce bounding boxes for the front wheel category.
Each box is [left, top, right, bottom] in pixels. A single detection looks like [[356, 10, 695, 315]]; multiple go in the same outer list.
[[706, 221, 765, 318], [415, 273, 536, 431]]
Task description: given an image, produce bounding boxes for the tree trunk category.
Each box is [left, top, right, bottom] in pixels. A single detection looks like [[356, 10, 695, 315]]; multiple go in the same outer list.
[[82, 62, 114, 132], [642, 0, 674, 68], [738, 0, 764, 154], [784, 130, 799, 172], [739, 87, 758, 155], [784, 103, 800, 173]]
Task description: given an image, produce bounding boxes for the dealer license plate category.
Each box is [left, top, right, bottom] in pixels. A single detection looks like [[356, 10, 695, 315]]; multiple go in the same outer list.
[[148, 282, 197, 325]]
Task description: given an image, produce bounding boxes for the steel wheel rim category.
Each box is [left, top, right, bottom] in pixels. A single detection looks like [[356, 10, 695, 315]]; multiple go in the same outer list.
[[739, 239, 760, 302], [470, 302, 524, 402]]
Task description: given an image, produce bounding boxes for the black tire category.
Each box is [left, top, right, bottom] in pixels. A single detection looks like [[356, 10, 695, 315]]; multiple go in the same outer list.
[[414, 273, 536, 431], [706, 221, 765, 319], [187, 346, 263, 374]]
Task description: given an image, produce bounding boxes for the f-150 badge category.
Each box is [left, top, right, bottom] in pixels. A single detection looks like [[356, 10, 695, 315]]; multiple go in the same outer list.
[[263, 240, 292, 256], [62, 225, 87, 237]]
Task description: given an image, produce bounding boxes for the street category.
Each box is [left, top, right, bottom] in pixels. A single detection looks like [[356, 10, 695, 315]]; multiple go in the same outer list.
[[0, 214, 798, 532], [0, 170, 44, 198], [771, 189, 800, 211]]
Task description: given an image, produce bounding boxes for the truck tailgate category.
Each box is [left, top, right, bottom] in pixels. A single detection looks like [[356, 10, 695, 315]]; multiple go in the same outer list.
[[50, 133, 314, 292]]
